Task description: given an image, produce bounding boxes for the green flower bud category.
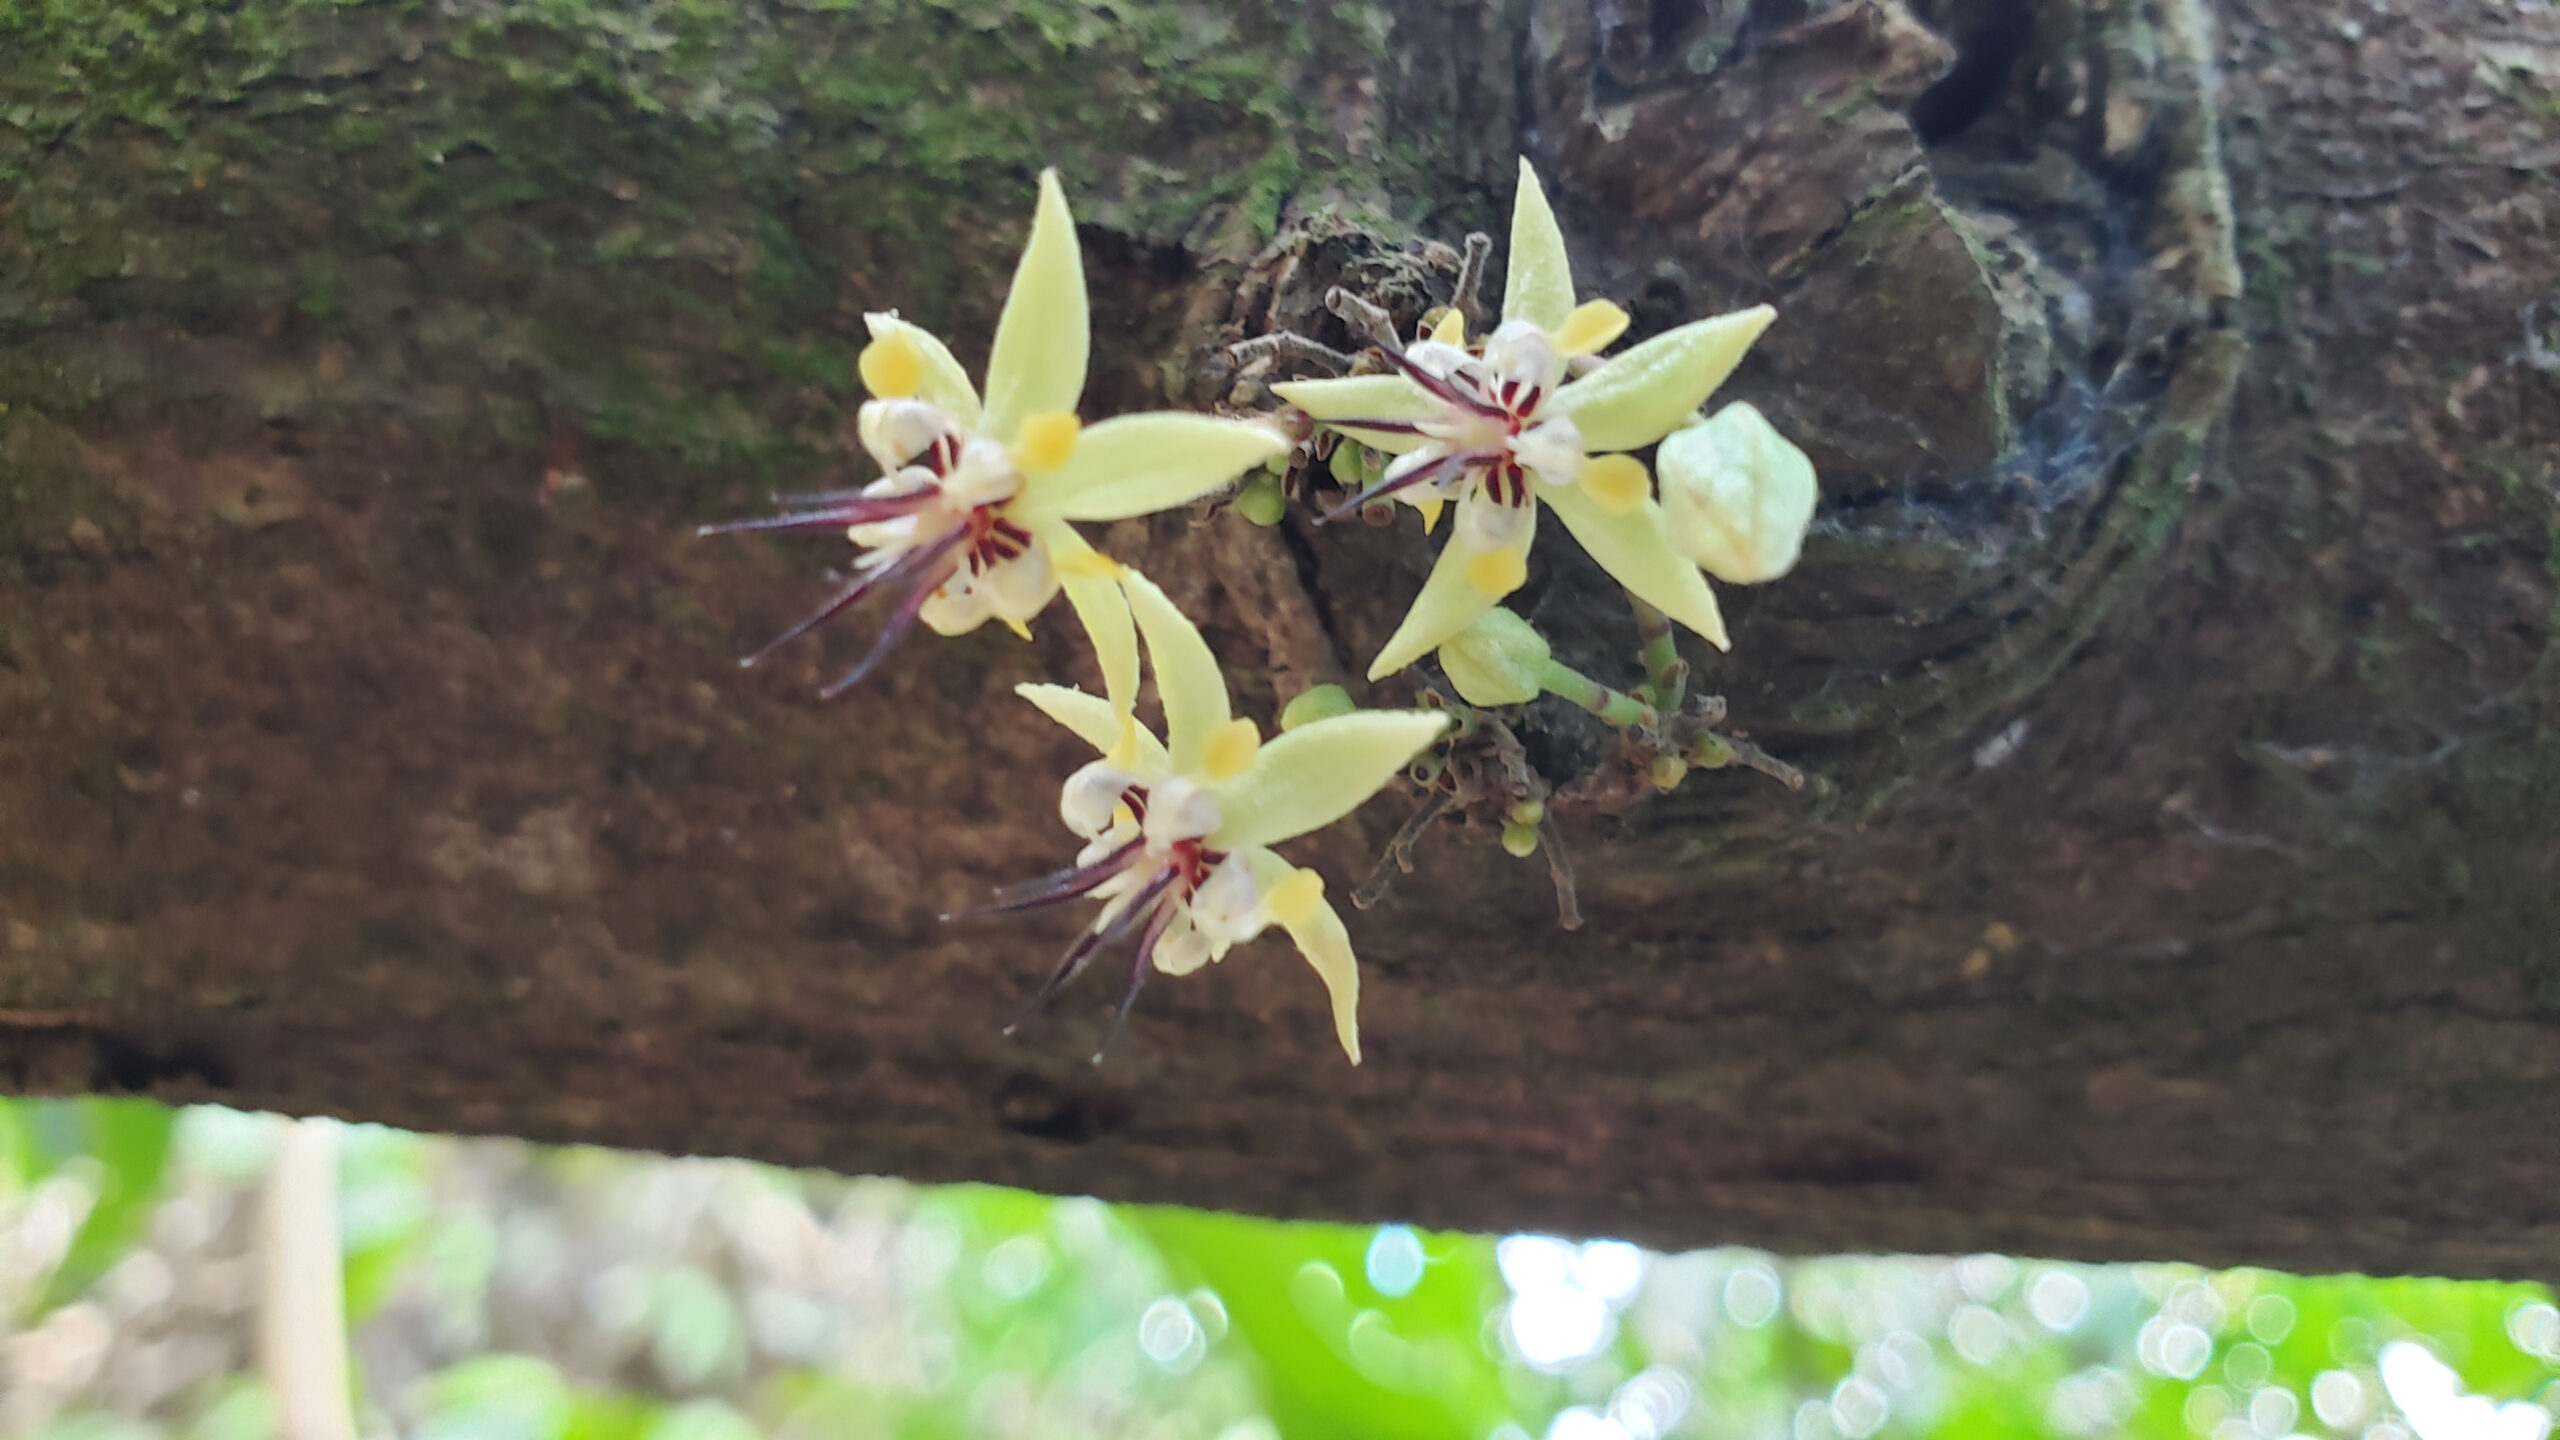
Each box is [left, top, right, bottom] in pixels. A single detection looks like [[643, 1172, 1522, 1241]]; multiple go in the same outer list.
[[1436, 607, 1551, 708], [1328, 437, 1373, 491], [1649, 754, 1690, 792], [1233, 472, 1288, 526], [1658, 401, 1818, 585], [1279, 682, 1358, 731], [1506, 796, 1546, 827], [1500, 820, 1541, 858]]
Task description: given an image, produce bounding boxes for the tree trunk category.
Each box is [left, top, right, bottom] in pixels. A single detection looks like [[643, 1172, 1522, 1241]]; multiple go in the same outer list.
[[3, 0, 2556, 1282]]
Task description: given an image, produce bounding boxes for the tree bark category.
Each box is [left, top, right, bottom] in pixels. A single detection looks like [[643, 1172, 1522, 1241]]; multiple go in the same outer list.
[[3, 0, 2557, 1282]]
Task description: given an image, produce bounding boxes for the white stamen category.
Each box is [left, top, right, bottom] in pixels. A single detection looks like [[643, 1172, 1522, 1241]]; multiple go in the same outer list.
[[1188, 855, 1267, 948], [1481, 320, 1565, 395], [1142, 777, 1221, 847], [856, 399, 959, 474], [1513, 416, 1586, 486], [1152, 914, 1213, 976], [1455, 487, 1533, 552], [1062, 761, 1144, 838], [941, 437, 1022, 509], [981, 536, 1056, 622]]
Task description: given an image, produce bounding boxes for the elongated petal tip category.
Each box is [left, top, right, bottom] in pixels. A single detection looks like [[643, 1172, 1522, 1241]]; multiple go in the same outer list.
[[980, 168, 1091, 443], [1504, 157, 1577, 332], [1545, 483, 1730, 651], [1046, 533, 1142, 729], [1024, 413, 1289, 524], [1246, 850, 1364, 1065], [1366, 523, 1526, 680], [1118, 567, 1233, 774], [1552, 304, 1777, 454], [1211, 708, 1451, 849], [1272, 375, 1440, 455]]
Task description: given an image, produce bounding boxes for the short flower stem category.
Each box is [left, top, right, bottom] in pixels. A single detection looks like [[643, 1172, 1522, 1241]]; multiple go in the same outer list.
[[1354, 788, 1453, 910], [1627, 594, 1688, 712], [1451, 231, 1493, 328], [1225, 330, 1356, 376], [1419, 687, 1484, 740], [1539, 814, 1583, 931], [1691, 731, 1808, 791], [1538, 658, 1657, 729]]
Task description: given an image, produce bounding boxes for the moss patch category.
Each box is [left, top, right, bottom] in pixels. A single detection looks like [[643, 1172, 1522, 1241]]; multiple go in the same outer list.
[[0, 0, 1349, 525]]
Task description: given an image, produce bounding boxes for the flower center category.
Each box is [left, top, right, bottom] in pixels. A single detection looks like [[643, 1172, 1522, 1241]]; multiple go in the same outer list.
[[1312, 322, 1581, 531], [962, 504, 1037, 577], [698, 403, 1050, 694], [974, 767, 1258, 1047]]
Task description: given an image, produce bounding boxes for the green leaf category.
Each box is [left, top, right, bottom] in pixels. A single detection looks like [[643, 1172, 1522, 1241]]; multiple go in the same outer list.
[[36, 1098, 176, 1310], [641, 1401, 762, 1440], [1130, 1206, 1516, 1440], [419, 1355, 575, 1440]]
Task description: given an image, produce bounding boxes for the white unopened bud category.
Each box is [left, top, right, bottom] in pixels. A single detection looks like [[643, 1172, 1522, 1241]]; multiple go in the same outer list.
[[1658, 401, 1817, 585], [1437, 607, 1551, 707]]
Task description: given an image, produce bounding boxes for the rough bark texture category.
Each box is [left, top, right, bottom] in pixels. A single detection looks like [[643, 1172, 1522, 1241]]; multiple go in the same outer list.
[[3, 0, 2557, 1281]]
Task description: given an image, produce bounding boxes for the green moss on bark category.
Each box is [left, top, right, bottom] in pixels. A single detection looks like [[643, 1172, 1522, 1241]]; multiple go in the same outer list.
[[0, 0, 1350, 521]]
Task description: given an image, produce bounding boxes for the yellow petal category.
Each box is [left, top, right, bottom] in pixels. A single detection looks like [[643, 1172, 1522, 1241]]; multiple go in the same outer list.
[[1550, 305, 1776, 453], [1055, 546, 1125, 582], [1418, 497, 1444, 533], [1017, 412, 1287, 525], [1272, 375, 1438, 455], [1246, 849, 1362, 1064], [1553, 299, 1630, 358], [1580, 452, 1651, 515], [857, 329, 921, 398], [1466, 545, 1528, 596], [1119, 567, 1231, 775], [1503, 157, 1576, 332], [1011, 411, 1082, 474], [1048, 526, 1140, 724], [1014, 682, 1169, 772], [980, 169, 1089, 444], [1543, 482, 1730, 650], [1427, 308, 1466, 346], [1212, 710, 1450, 849], [1002, 617, 1033, 641], [1267, 867, 1324, 928], [1366, 512, 1535, 680], [1201, 716, 1261, 782], [861, 313, 981, 427]]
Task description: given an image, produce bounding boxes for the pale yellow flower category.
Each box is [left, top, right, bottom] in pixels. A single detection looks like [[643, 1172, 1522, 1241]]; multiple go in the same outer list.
[[707, 170, 1283, 695], [1276, 158, 1774, 680], [993, 564, 1448, 1063]]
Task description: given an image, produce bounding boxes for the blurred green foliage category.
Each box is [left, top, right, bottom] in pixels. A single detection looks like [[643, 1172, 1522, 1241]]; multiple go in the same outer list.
[[0, 1096, 2554, 1440]]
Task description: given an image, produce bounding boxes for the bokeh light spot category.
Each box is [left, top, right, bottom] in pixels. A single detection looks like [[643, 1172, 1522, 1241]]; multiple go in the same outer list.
[[2311, 1369, 2367, 1429], [1139, 1296, 1205, 1373], [2029, 1270, 2091, 1333], [1830, 1377, 1889, 1439], [1725, 1265, 1782, 1329], [1366, 1226, 1426, 1300]]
